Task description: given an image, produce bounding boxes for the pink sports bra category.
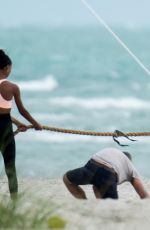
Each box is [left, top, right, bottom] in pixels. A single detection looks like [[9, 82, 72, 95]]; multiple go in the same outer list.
[[0, 79, 12, 109]]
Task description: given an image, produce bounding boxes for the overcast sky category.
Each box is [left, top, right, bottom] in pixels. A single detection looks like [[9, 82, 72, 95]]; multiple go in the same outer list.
[[0, 0, 150, 27]]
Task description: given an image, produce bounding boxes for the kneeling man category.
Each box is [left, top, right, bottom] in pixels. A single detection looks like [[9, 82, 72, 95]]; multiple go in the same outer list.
[[63, 147, 149, 199]]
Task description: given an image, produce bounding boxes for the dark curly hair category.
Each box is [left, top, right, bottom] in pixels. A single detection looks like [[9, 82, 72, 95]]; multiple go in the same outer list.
[[0, 50, 12, 69]]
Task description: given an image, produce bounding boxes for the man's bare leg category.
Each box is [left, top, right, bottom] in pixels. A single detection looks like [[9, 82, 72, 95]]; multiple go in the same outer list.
[[63, 174, 87, 199], [93, 185, 102, 199]]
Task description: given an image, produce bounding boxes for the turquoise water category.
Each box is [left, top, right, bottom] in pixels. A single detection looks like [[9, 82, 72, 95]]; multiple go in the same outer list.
[[1, 26, 150, 178]]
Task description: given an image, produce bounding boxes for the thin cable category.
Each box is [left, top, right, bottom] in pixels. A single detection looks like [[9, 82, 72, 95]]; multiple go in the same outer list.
[[80, 0, 150, 77]]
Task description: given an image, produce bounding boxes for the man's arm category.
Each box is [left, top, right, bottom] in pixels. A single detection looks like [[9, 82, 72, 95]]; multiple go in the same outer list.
[[131, 178, 149, 199]]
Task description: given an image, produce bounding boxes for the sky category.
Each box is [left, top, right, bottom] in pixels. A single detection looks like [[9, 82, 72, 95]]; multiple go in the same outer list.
[[0, 0, 150, 27]]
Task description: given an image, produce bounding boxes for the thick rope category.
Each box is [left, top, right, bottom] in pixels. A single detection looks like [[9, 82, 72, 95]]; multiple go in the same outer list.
[[14, 125, 150, 137]]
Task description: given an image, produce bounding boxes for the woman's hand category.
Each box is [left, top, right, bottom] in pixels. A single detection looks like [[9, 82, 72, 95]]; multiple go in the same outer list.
[[17, 122, 28, 132], [11, 116, 28, 132], [33, 122, 43, 130]]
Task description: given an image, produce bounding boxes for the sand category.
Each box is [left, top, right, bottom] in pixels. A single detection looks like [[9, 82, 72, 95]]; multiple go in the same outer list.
[[0, 177, 150, 230]]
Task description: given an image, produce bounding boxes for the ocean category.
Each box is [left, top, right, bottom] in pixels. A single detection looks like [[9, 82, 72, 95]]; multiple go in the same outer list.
[[0, 26, 150, 178]]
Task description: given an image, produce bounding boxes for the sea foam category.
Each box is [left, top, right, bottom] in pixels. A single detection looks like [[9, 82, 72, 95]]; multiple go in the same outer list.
[[17, 75, 58, 91], [32, 113, 76, 121], [48, 96, 150, 110], [16, 131, 112, 143]]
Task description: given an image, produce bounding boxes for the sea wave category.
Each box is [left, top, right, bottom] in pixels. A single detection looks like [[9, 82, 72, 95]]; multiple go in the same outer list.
[[16, 131, 112, 143], [16, 132, 150, 145], [32, 113, 76, 121], [48, 96, 150, 110], [17, 75, 58, 91]]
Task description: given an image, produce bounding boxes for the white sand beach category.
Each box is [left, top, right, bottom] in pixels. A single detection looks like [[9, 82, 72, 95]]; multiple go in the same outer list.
[[0, 177, 150, 230]]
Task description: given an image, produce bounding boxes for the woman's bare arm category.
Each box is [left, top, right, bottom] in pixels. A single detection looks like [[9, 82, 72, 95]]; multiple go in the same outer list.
[[11, 116, 28, 132], [13, 84, 42, 130], [11, 116, 24, 126]]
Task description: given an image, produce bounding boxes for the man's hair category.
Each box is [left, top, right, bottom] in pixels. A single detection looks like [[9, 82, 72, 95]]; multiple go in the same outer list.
[[123, 152, 132, 161]]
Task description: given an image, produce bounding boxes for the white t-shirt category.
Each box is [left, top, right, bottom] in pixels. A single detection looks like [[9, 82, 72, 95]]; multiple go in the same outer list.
[[92, 147, 140, 184]]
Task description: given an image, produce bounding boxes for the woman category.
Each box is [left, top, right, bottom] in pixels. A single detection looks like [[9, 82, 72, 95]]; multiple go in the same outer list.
[[0, 49, 42, 200]]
